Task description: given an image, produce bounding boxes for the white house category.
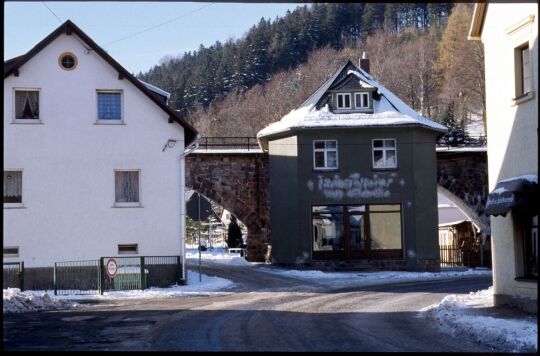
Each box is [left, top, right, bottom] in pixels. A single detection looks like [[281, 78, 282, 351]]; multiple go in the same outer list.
[[3, 20, 198, 287], [470, 3, 538, 313]]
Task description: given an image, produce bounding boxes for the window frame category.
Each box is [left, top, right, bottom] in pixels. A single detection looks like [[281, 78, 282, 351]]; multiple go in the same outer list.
[[3, 246, 20, 258], [372, 138, 398, 170], [354, 92, 370, 109], [113, 169, 142, 208], [96, 90, 124, 124], [12, 88, 42, 124], [313, 140, 339, 171], [514, 44, 532, 99], [335, 93, 352, 110], [58, 52, 78, 71], [118, 244, 139, 255], [3, 169, 24, 208]]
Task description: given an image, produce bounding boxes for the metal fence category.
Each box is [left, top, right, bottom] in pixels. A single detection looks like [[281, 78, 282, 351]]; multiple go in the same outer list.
[[440, 243, 481, 268], [53, 255, 182, 295], [3, 262, 24, 290], [54, 260, 100, 296]]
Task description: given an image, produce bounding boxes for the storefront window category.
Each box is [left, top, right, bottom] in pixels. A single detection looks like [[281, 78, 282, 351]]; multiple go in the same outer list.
[[524, 215, 538, 279], [369, 205, 402, 250], [312, 206, 344, 252]]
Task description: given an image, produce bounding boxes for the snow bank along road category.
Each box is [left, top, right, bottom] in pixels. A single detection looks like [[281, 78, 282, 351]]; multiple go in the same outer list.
[[3, 262, 494, 351]]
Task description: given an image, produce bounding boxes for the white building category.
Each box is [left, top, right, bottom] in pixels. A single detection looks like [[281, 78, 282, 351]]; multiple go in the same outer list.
[[470, 3, 538, 313], [3, 20, 198, 284]]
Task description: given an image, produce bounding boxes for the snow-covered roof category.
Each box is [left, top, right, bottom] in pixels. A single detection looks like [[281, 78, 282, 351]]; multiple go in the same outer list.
[[138, 79, 171, 100], [257, 61, 447, 141]]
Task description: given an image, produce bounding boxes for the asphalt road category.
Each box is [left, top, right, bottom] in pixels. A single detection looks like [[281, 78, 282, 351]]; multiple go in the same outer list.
[[3, 261, 494, 352]]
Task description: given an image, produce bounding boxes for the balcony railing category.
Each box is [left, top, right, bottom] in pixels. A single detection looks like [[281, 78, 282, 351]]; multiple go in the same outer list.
[[197, 137, 260, 151]]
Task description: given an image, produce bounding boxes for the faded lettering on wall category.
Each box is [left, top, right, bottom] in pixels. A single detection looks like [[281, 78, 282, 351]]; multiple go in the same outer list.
[[307, 173, 403, 200]]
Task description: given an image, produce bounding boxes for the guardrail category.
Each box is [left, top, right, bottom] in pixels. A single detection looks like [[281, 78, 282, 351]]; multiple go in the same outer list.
[[197, 137, 260, 151]]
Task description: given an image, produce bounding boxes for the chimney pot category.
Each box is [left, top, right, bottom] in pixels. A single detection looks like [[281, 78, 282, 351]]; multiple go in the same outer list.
[[360, 52, 370, 74]]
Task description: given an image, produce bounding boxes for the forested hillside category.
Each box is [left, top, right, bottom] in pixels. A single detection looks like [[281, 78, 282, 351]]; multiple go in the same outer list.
[[138, 3, 485, 138]]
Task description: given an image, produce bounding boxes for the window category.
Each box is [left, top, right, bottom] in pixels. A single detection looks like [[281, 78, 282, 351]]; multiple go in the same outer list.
[[4, 171, 22, 205], [354, 92, 370, 109], [313, 140, 338, 170], [336, 93, 351, 109], [3, 247, 19, 258], [372, 139, 397, 169], [97, 91, 122, 121], [520, 214, 538, 279], [58, 52, 77, 71], [515, 44, 532, 98], [14, 90, 39, 120], [312, 206, 344, 252], [369, 205, 402, 250], [118, 244, 138, 255], [114, 170, 140, 206]]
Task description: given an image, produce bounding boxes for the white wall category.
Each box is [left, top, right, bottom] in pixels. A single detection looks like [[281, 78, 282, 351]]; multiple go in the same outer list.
[[480, 4, 538, 303], [3, 33, 186, 267]]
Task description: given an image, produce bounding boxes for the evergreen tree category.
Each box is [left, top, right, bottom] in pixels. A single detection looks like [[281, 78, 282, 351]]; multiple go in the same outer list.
[[227, 216, 243, 248], [436, 103, 468, 145]]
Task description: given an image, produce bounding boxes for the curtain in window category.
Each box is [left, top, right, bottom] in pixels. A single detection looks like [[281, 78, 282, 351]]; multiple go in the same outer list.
[[3, 171, 22, 203], [98, 93, 122, 120], [15, 91, 39, 119], [115, 171, 139, 203]]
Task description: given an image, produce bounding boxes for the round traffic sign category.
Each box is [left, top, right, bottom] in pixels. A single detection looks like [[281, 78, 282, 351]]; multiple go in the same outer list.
[[106, 258, 118, 277]]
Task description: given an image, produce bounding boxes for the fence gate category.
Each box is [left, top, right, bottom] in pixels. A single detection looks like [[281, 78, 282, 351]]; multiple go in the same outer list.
[[3, 262, 24, 290], [100, 256, 146, 293]]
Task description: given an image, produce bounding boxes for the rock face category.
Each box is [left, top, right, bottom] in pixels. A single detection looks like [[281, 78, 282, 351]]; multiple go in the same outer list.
[[185, 153, 270, 262]]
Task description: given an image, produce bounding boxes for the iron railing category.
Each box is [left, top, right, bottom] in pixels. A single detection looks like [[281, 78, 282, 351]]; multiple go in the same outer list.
[[436, 135, 487, 149], [440, 243, 481, 268], [197, 137, 260, 151], [53, 255, 183, 295], [3, 262, 24, 290]]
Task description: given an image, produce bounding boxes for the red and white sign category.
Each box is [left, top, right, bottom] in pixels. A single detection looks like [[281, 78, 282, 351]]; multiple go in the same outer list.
[[105, 258, 118, 277]]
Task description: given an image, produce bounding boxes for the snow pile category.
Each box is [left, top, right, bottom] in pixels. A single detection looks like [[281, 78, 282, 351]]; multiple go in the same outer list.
[[421, 287, 537, 352], [258, 267, 492, 287], [3, 288, 80, 314], [186, 247, 250, 266]]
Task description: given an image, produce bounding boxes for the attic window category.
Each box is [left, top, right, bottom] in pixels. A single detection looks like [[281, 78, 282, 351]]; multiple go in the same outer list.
[[336, 93, 351, 109], [354, 92, 370, 109], [59, 52, 77, 71]]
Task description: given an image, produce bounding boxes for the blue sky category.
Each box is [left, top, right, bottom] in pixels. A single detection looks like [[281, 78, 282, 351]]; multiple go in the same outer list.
[[4, 2, 305, 74]]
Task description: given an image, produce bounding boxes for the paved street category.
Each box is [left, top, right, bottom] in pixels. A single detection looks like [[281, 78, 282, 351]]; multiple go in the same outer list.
[[3, 262, 494, 351]]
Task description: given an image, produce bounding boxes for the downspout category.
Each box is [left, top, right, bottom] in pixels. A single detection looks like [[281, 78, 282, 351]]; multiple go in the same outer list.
[[179, 134, 200, 283]]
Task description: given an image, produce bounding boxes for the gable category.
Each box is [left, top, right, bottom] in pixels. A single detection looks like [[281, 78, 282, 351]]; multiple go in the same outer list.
[[4, 20, 197, 145]]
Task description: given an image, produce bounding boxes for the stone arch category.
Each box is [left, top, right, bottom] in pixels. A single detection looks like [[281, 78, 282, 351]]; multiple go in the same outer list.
[[436, 150, 490, 235], [185, 153, 270, 261]]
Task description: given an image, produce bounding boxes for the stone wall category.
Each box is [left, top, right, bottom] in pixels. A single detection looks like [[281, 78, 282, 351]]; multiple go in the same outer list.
[[185, 153, 270, 262]]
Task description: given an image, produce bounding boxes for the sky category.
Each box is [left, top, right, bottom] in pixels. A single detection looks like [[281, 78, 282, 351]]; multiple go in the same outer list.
[[4, 1, 306, 74]]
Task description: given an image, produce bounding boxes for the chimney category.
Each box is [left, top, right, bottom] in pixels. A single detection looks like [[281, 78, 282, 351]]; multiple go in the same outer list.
[[360, 51, 370, 74]]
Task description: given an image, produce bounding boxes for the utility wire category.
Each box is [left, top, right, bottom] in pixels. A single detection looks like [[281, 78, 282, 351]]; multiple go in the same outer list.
[[42, 2, 63, 23], [102, 3, 215, 47]]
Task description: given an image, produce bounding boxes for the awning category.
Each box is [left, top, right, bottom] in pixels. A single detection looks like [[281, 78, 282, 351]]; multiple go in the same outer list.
[[484, 175, 538, 217]]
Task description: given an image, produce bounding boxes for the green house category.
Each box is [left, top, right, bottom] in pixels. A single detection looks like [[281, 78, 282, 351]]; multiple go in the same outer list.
[[257, 59, 447, 271]]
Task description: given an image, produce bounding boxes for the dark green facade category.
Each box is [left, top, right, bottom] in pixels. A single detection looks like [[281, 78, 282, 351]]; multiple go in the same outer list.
[[267, 126, 441, 271]]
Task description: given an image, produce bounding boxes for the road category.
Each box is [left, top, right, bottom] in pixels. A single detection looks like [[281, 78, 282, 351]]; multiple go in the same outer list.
[[3, 261, 494, 351]]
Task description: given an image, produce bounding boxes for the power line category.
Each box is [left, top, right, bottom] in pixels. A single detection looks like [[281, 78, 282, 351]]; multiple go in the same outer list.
[[42, 2, 63, 23], [102, 3, 215, 47]]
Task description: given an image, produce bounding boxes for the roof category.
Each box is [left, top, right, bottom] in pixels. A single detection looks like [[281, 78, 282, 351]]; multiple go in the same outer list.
[[4, 20, 197, 146], [138, 79, 171, 103], [468, 3, 488, 40], [257, 60, 447, 142]]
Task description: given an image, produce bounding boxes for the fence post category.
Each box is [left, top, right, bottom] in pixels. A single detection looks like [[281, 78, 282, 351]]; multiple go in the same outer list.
[[53, 262, 57, 296], [19, 261, 25, 292], [176, 255, 181, 284], [140, 257, 146, 290], [99, 258, 104, 295]]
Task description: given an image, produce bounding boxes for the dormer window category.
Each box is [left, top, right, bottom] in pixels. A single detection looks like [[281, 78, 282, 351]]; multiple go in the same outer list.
[[354, 92, 370, 109], [336, 93, 351, 110]]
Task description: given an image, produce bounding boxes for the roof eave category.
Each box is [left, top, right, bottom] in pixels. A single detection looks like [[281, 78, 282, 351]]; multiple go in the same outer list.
[[468, 3, 488, 40]]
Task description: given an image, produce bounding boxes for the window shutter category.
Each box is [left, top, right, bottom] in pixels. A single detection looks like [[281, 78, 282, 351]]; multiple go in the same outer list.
[[115, 171, 139, 203]]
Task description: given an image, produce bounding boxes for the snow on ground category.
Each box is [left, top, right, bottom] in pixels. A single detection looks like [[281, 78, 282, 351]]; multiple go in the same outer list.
[[258, 265, 492, 288], [421, 287, 537, 353], [186, 247, 251, 266]]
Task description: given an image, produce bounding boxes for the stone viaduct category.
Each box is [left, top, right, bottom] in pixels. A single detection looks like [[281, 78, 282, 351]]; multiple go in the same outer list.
[[186, 145, 488, 262]]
